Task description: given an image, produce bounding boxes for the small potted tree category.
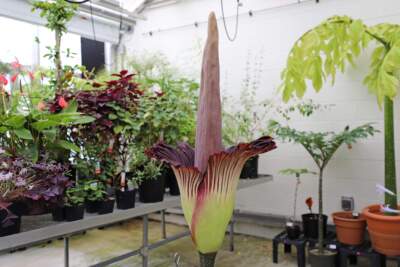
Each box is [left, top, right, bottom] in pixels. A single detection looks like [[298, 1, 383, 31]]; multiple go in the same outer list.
[[84, 180, 106, 213], [271, 121, 376, 266], [64, 185, 86, 221], [280, 168, 316, 239], [280, 15, 400, 256]]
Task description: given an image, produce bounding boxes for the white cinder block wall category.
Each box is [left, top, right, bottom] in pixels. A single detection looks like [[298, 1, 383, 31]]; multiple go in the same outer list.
[[125, 0, 400, 221]]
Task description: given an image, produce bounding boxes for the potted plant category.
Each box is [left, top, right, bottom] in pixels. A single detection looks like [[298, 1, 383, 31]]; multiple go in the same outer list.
[[137, 160, 163, 203], [98, 188, 115, 215], [332, 211, 366, 246], [84, 180, 106, 213], [115, 178, 136, 210], [301, 197, 326, 240], [280, 16, 400, 256], [280, 169, 316, 239], [222, 66, 272, 179], [271, 121, 376, 266], [0, 155, 36, 236], [129, 55, 199, 195], [64, 185, 86, 221]]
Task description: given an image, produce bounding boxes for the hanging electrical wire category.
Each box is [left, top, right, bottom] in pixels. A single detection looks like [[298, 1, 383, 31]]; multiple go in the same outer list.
[[64, 0, 91, 3], [89, 0, 97, 41], [220, 0, 240, 42]]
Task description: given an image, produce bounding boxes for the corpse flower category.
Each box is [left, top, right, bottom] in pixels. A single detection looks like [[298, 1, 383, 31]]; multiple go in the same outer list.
[[146, 12, 276, 267]]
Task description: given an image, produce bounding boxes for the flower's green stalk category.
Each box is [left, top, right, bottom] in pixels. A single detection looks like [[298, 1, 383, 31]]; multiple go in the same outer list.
[[199, 252, 217, 267]]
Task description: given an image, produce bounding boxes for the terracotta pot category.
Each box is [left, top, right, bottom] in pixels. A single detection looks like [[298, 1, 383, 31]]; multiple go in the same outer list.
[[363, 204, 400, 256], [332, 211, 366, 246]]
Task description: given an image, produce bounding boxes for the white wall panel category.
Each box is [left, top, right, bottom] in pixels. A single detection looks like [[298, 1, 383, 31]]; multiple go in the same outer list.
[[126, 0, 400, 220]]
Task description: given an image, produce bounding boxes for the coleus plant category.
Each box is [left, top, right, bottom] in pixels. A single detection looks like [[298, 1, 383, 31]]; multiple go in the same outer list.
[[146, 13, 277, 267]]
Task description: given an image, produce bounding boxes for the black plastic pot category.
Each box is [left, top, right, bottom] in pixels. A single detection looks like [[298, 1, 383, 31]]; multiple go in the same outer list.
[[165, 167, 180, 196], [65, 205, 85, 221], [0, 204, 21, 237], [139, 175, 165, 203], [51, 206, 65, 221], [302, 213, 328, 239], [309, 249, 337, 267], [85, 200, 100, 213], [286, 223, 301, 240], [98, 199, 115, 215], [116, 189, 136, 210], [240, 155, 259, 179]]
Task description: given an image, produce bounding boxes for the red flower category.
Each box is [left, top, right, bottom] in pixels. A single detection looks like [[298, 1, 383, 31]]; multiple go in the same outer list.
[[11, 74, 18, 83], [37, 101, 46, 111], [11, 58, 22, 70], [28, 71, 35, 81], [0, 74, 8, 85], [58, 97, 69, 109], [305, 197, 313, 213]]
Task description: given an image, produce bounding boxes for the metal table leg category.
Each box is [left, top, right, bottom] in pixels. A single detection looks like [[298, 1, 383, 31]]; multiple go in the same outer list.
[[229, 220, 234, 252], [142, 215, 149, 267], [64, 237, 69, 267], [161, 210, 167, 239]]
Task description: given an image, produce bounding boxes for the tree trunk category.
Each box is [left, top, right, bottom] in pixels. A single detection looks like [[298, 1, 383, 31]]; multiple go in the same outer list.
[[318, 168, 324, 254], [199, 252, 217, 267], [55, 29, 63, 92], [384, 97, 397, 209]]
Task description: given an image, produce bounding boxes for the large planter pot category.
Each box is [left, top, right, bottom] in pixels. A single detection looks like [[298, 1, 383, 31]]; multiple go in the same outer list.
[[363, 204, 400, 256], [165, 167, 180, 196], [240, 155, 259, 179], [65, 205, 85, 221], [98, 199, 115, 215], [332, 211, 366, 246], [302, 213, 327, 239], [139, 175, 165, 203], [116, 189, 136, 210], [309, 249, 337, 267], [85, 200, 100, 213], [0, 204, 22, 237], [51, 206, 65, 221]]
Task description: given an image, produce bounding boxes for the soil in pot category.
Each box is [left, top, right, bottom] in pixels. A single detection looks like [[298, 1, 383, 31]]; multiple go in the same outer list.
[[332, 211, 366, 246], [65, 205, 85, 221], [116, 189, 136, 210], [309, 249, 337, 267], [52, 206, 65, 221], [302, 213, 328, 239], [139, 175, 165, 203], [165, 167, 180, 196], [0, 204, 22, 237], [286, 222, 301, 240], [98, 198, 115, 215], [363, 204, 400, 256], [240, 155, 259, 179], [85, 200, 100, 213]]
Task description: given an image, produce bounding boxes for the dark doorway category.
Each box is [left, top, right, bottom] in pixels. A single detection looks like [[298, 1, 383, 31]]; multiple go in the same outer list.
[[81, 37, 105, 74]]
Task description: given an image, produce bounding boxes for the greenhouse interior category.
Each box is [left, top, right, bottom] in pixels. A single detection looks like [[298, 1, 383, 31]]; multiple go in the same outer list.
[[1, 0, 400, 266]]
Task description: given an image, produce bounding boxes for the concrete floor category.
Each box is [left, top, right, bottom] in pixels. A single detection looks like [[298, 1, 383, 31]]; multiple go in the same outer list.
[[0, 219, 298, 267], [0, 220, 397, 267]]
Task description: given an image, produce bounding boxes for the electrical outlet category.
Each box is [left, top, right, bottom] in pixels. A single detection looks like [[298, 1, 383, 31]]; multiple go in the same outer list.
[[341, 196, 354, 211]]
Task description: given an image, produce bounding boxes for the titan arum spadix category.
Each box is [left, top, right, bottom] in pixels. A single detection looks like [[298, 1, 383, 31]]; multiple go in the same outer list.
[[146, 12, 276, 267]]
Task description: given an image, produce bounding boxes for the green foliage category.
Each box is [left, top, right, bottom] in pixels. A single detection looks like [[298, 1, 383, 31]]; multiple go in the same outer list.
[[128, 53, 199, 146], [271, 122, 377, 169], [65, 185, 86, 207], [83, 180, 106, 202], [280, 15, 400, 106], [129, 144, 162, 184], [32, 0, 77, 34], [280, 168, 317, 178]]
